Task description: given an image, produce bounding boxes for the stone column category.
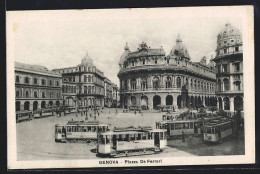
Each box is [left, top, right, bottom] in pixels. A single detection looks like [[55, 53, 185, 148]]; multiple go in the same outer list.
[[222, 99, 225, 110], [203, 96, 206, 107], [161, 94, 166, 106], [148, 95, 153, 110], [230, 97, 234, 112], [173, 93, 178, 110]]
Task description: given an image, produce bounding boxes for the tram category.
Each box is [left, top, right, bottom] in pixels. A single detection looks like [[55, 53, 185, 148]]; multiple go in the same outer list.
[[16, 110, 33, 123], [97, 126, 167, 158], [202, 117, 233, 143], [55, 120, 109, 142], [156, 119, 202, 138], [34, 108, 56, 118]]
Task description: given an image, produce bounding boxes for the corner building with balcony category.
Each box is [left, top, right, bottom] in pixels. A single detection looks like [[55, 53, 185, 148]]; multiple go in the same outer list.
[[118, 36, 217, 110], [213, 23, 243, 112], [15, 62, 63, 112], [52, 51, 105, 108]]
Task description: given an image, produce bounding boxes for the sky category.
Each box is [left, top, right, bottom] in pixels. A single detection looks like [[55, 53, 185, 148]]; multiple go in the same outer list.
[[7, 6, 244, 85]]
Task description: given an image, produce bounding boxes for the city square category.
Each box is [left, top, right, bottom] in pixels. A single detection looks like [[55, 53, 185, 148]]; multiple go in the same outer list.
[[17, 108, 245, 160]]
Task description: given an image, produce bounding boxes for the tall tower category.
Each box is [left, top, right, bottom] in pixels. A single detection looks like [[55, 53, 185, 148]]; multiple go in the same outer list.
[[213, 23, 243, 112]]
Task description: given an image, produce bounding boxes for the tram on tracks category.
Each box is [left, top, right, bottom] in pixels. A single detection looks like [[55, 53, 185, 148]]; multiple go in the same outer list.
[[202, 117, 233, 143], [54, 120, 109, 143], [34, 108, 56, 118], [97, 126, 167, 158], [16, 110, 33, 123], [156, 119, 202, 138]]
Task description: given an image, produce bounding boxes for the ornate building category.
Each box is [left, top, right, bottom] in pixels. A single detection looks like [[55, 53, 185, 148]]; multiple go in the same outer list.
[[52, 51, 105, 108], [15, 62, 63, 112], [213, 23, 243, 112], [118, 35, 217, 110], [104, 77, 113, 107]]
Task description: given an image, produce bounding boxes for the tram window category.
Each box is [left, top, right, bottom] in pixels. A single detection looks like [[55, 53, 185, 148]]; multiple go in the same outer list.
[[83, 126, 87, 132], [73, 126, 76, 132], [67, 127, 71, 132], [142, 133, 147, 140], [130, 134, 135, 141], [106, 135, 110, 144], [164, 132, 167, 139], [205, 128, 212, 134], [171, 123, 175, 130], [184, 123, 189, 129], [160, 132, 163, 140], [99, 135, 104, 144], [175, 123, 182, 130], [87, 126, 91, 132], [93, 126, 96, 132], [137, 134, 142, 140], [77, 126, 82, 132], [190, 123, 194, 129], [118, 135, 123, 141], [126, 134, 130, 141]]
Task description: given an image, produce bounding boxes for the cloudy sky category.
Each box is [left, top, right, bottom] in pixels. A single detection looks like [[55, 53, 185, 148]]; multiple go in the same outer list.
[[7, 6, 244, 85]]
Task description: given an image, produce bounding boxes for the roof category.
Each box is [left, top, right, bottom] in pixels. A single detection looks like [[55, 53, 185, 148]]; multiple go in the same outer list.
[[15, 61, 61, 76], [66, 120, 108, 126], [100, 129, 166, 135]]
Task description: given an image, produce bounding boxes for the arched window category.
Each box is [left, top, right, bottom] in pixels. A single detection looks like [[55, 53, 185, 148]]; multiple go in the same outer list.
[[198, 81, 200, 91], [24, 77, 29, 84], [185, 78, 189, 89], [153, 77, 160, 90], [16, 90, 20, 97], [124, 79, 127, 90], [16, 76, 19, 83], [84, 86, 87, 94], [25, 91, 29, 98], [190, 79, 193, 89], [140, 78, 147, 90], [56, 81, 59, 86], [34, 91, 38, 98], [218, 79, 222, 91], [88, 86, 91, 93], [223, 78, 230, 91], [234, 81, 241, 91], [34, 78, 37, 84], [207, 83, 209, 92], [49, 92, 53, 98], [84, 75, 87, 82], [165, 76, 172, 89], [88, 75, 91, 82], [176, 77, 181, 88], [131, 78, 137, 90], [79, 86, 82, 93], [194, 80, 197, 90], [49, 80, 52, 86], [143, 60, 145, 65], [42, 91, 45, 98], [42, 79, 46, 85], [201, 82, 203, 91]]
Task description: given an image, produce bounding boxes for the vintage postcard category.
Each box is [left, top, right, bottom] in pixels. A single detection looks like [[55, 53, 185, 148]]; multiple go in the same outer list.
[[7, 6, 255, 169]]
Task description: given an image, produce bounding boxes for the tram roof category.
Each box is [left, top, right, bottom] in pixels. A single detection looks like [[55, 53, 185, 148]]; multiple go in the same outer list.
[[100, 129, 167, 135], [156, 119, 200, 124], [66, 120, 108, 126], [203, 119, 231, 127]]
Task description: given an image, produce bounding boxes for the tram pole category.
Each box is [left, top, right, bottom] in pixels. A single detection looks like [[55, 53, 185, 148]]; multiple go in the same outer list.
[[116, 84, 118, 114]]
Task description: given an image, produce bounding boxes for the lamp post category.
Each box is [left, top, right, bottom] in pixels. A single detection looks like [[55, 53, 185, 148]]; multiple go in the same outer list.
[[116, 84, 118, 114]]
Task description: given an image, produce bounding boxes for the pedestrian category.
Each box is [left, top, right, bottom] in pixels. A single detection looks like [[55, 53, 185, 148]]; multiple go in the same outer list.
[[182, 131, 185, 142]]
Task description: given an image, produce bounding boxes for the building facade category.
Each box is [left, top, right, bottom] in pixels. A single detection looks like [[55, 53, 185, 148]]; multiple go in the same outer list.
[[15, 62, 63, 112], [52, 51, 105, 108], [104, 77, 113, 107], [213, 23, 243, 112], [118, 36, 217, 110]]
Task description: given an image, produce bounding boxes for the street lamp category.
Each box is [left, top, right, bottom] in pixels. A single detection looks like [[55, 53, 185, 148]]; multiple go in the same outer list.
[[116, 84, 118, 114]]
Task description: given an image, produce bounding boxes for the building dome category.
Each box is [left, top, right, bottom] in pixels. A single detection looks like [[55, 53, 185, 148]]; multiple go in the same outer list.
[[169, 34, 190, 60], [119, 43, 130, 66], [217, 23, 242, 47], [81, 51, 93, 66]]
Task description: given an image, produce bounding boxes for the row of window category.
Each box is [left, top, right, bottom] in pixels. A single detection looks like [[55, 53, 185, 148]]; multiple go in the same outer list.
[[216, 62, 240, 73], [204, 123, 232, 134], [16, 75, 60, 86], [16, 90, 61, 98], [57, 66, 96, 74], [122, 76, 215, 92], [217, 79, 241, 91]]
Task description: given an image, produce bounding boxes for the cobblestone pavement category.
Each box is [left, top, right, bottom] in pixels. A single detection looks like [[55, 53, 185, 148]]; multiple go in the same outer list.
[[16, 108, 244, 160]]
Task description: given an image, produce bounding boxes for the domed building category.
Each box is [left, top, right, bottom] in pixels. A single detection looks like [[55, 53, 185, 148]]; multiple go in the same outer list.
[[118, 35, 217, 110], [52, 51, 105, 108], [213, 23, 243, 112]]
